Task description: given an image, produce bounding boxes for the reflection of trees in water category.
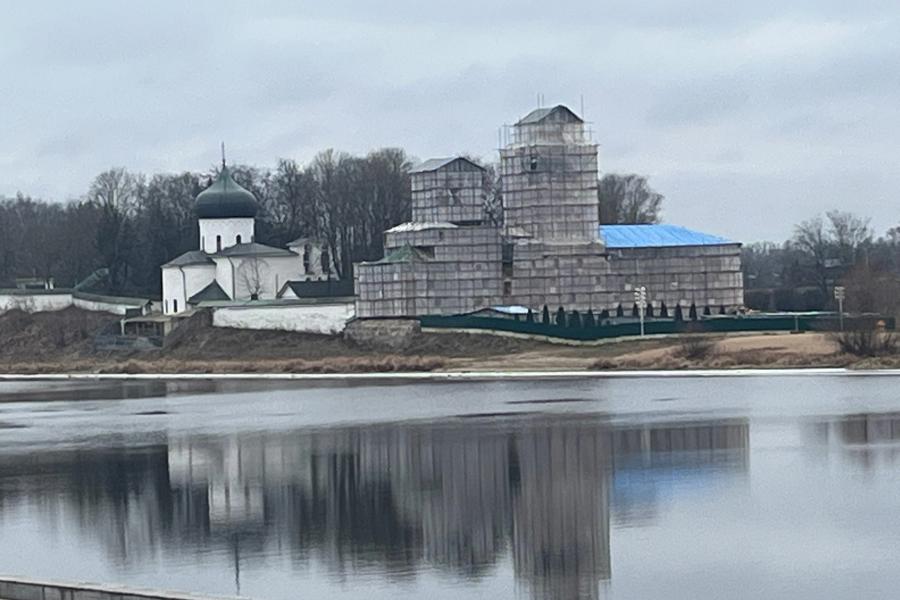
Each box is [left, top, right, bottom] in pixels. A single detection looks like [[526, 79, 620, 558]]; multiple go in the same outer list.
[[0, 417, 749, 600]]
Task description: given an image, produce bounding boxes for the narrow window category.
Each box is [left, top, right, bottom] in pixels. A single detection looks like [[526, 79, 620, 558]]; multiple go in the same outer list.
[[236, 234, 242, 244], [201, 236, 205, 251], [173, 299, 178, 313], [216, 235, 222, 252], [303, 245, 311, 274], [321, 249, 331, 274]]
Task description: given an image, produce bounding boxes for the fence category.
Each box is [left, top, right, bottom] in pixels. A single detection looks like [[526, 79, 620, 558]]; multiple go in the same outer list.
[[419, 313, 895, 342]]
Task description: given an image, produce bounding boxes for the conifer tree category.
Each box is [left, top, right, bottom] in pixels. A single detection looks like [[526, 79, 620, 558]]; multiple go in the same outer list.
[[542, 305, 550, 325], [555, 306, 566, 326]]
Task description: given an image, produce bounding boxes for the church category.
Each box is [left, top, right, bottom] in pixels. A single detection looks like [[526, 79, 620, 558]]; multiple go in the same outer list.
[[161, 162, 333, 315]]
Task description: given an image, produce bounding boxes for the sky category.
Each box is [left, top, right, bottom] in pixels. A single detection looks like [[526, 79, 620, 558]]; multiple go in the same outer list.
[[1, 0, 898, 242]]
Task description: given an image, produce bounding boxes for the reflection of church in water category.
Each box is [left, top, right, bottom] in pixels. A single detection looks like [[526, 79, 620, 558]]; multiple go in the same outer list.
[[0, 417, 751, 600], [163, 418, 750, 599]]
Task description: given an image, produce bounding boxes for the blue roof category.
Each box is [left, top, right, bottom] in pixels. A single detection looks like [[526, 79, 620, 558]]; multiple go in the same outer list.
[[600, 224, 735, 248]]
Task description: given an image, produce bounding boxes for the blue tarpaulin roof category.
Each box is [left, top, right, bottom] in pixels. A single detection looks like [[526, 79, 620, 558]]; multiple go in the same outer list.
[[600, 224, 735, 248]]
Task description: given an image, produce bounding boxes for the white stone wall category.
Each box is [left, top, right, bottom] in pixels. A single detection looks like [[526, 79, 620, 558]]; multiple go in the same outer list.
[[212, 302, 355, 334], [0, 292, 141, 316], [199, 217, 255, 253], [0, 293, 73, 313]]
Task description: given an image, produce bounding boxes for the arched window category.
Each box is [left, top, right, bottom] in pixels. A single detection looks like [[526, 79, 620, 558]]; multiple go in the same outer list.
[[236, 234, 242, 245], [216, 235, 222, 252], [173, 299, 178, 313], [321, 249, 331, 275]]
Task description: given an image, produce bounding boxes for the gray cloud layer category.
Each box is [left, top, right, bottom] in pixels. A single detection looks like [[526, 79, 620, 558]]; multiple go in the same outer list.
[[2, 0, 898, 241]]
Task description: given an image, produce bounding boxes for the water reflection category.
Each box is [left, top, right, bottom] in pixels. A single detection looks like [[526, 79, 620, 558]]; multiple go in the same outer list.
[[811, 412, 900, 470], [0, 416, 749, 599]]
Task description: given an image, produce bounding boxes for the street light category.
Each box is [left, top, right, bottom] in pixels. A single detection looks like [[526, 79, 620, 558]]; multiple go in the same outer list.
[[634, 285, 647, 337], [834, 285, 845, 331]]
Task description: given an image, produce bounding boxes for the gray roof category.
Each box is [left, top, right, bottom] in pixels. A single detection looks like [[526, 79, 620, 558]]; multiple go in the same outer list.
[[516, 105, 583, 126], [410, 156, 485, 174], [162, 250, 215, 268], [214, 242, 298, 258], [372, 244, 432, 265], [188, 280, 229, 304]]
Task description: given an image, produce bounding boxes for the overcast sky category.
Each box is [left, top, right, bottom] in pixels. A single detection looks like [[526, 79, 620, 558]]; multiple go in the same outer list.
[[1, 1, 898, 242]]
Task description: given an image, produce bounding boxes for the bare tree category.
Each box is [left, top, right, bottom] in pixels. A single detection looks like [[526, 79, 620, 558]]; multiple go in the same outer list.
[[597, 174, 663, 224], [237, 255, 269, 300], [827, 210, 872, 266], [791, 215, 831, 298], [89, 168, 141, 291]]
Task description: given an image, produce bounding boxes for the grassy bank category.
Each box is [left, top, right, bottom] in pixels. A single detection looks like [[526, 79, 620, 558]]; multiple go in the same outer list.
[[0, 308, 891, 374]]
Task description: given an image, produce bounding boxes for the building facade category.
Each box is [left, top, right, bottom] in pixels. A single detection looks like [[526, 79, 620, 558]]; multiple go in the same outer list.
[[355, 105, 743, 317], [161, 164, 334, 315]]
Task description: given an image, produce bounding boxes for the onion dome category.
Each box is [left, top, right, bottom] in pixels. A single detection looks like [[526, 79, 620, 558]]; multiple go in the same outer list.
[[195, 164, 258, 219]]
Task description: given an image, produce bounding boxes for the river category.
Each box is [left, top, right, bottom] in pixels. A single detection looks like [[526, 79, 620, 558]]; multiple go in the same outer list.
[[0, 374, 898, 599]]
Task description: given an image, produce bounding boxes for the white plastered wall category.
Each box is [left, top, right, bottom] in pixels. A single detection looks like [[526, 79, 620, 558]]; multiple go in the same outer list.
[[214, 255, 300, 301], [199, 218, 255, 253], [212, 302, 355, 334], [162, 263, 217, 314]]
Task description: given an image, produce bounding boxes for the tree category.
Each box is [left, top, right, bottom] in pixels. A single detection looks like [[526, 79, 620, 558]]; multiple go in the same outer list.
[[674, 304, 684, 322], [703, 305, 712, 316], [526, 309, 534, 323], [569, 310, 582, 328], [597, 174, 663, 224], [616, 304, 624, 318], [827, 210, 872, 267], [237, 255, 269, 300], [585, 309, 596, 328], [89, 168, 141, 292], [555, 306, 566, 326], [689, 303, 698, 320], [660, 301, 669, 318], [646, 302, 655, 318], [632, 303, 639, 318], [542, 305, 551, 325]]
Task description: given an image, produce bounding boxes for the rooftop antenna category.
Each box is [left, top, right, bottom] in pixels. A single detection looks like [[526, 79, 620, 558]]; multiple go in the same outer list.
[[221, 142, 226, 168]]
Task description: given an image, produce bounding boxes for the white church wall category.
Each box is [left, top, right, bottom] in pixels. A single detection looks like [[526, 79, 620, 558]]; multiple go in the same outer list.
[[199, 218, 255, 253], [161, 267, 184, 315], [229, 255, 300, 301], [212, 302, 355, 334]]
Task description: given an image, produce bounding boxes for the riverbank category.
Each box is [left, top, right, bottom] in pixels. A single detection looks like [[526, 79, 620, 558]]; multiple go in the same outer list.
[[0, 307, 894, 374]]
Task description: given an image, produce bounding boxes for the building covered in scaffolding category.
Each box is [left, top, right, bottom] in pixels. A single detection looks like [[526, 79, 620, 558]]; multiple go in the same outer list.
[[354, 105, 743, 318]]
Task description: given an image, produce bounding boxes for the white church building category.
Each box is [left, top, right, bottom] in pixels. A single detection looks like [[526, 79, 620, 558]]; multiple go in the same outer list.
[[161, 163, 333, 315]]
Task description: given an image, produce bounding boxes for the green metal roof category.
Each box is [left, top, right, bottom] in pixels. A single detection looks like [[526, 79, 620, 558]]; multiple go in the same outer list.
[[195, 165, 258, 219], [373, 244, 432, 264]]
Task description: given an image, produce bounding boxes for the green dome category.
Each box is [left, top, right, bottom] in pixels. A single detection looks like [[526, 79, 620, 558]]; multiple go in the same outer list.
[[195, 165, 258, 219]]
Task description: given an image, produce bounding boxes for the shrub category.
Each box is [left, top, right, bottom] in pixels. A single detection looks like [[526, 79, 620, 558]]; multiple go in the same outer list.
[[600, 309, 610, 320], [675, 335, 716, 360], [830, 327, 897, 357]]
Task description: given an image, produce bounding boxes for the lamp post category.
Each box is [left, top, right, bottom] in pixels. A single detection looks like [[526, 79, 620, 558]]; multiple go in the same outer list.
[[634, 286, 647, 337], [834, 285, 845, 331]]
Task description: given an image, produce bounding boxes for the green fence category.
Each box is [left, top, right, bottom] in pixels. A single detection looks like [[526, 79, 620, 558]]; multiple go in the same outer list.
[[419, 313, 895, 342]]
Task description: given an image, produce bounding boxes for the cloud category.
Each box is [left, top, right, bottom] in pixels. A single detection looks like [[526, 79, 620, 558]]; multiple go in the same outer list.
[[1, 0, 899, 240]]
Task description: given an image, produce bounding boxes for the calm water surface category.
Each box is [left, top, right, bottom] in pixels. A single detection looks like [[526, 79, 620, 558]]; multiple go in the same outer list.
[[0, 375, 899, 599]]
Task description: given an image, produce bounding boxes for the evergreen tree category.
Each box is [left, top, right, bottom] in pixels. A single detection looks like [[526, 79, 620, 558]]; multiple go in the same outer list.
[[703, 305, 712, 316], [674, 304, 684, 322], [542, 305, 550, 325], [526, 309, 534, 323], [689, 303, 698, 320], [632, 303, 640, 318], [646, 302, 655, 318], [585, 309, 596, 328], [660, 301, 669, 318], [569, 310, 582, 328], [555, 306, 566, 326], [616, 304, 624, 318], [719, 304, 727, 315], [600, 309, 610, 320]]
